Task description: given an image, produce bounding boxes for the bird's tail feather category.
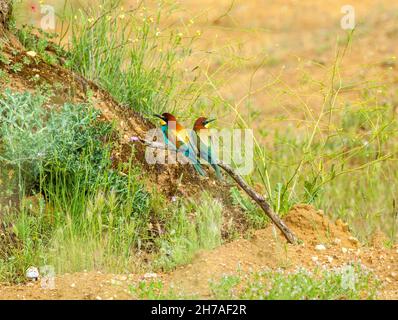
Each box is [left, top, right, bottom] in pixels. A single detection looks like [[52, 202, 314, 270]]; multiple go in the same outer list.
[[193, 163, 207, 176], [180, 143, 207, 177], [211, 163, 222, 180]]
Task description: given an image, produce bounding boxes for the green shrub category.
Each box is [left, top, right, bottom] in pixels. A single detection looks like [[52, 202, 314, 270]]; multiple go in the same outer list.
[[0, 90, 152, 281]]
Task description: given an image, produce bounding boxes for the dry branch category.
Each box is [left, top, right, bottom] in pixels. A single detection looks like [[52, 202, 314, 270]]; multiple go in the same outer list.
[[134, 137, 298, 244]]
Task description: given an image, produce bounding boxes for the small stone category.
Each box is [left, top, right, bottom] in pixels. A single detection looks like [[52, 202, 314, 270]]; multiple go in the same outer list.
[[70, 283, 76, 288], [315, 244, 326, 251], [110, 279, 122, 286], [26, 51, 37, 57], [144, 272, 158, 279], [333, 238, 341, 245], [391, 272, 397, 279], [311, 256, 319, 262], [317, 210, 324, 216], [327, 256, 334, 263], [96, 296, 102, 300], [342, 247, 348, 253], [348, 236, 359, 246]]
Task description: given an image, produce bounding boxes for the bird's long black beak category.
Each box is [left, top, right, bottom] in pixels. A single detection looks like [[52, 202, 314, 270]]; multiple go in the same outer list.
[[204, 118, 216, 125]]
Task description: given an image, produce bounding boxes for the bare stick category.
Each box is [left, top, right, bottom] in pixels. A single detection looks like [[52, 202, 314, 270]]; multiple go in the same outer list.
[[216, 161, 297, 244], [134, 137, 298, 244]]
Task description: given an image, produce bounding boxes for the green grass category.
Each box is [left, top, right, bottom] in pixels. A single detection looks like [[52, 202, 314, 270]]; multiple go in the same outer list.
[[209, 264, 380, 300], [154, 192, 223, 271], [0, 91, 225, 282], [219, 35, 398, 244], [16, 25, 66, 66], [130, 279, 198, 300], [230, 186, 268, 229], [57, 0, 201, 117], [0, 90, 153, 281], [129, 263, 380, 300]]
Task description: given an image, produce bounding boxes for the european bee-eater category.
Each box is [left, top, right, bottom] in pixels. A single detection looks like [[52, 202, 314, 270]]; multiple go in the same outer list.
[[192, 117, 222, 179], [154, 113, 206, 176]]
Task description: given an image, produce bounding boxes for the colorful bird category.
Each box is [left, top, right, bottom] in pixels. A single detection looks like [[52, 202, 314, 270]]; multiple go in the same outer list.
[[192, 117, 222, 179], [154, 113, 206, 176]]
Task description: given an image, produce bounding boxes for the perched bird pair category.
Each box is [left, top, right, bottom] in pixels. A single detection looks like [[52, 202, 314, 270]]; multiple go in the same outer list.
[[154, 113, 222, 179]]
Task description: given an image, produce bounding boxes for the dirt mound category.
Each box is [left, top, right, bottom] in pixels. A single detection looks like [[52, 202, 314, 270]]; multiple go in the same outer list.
[[165, 204, 398, 298], [285, 204, 358, 248]]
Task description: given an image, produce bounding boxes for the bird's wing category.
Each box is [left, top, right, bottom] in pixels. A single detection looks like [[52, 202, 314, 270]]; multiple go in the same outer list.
[[195, 131, 223, 179], [160, 126, 177, 151]]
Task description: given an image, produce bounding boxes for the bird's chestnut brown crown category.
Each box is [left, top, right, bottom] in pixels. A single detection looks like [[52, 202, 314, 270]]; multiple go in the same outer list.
[[193, 117, 216, 130]]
